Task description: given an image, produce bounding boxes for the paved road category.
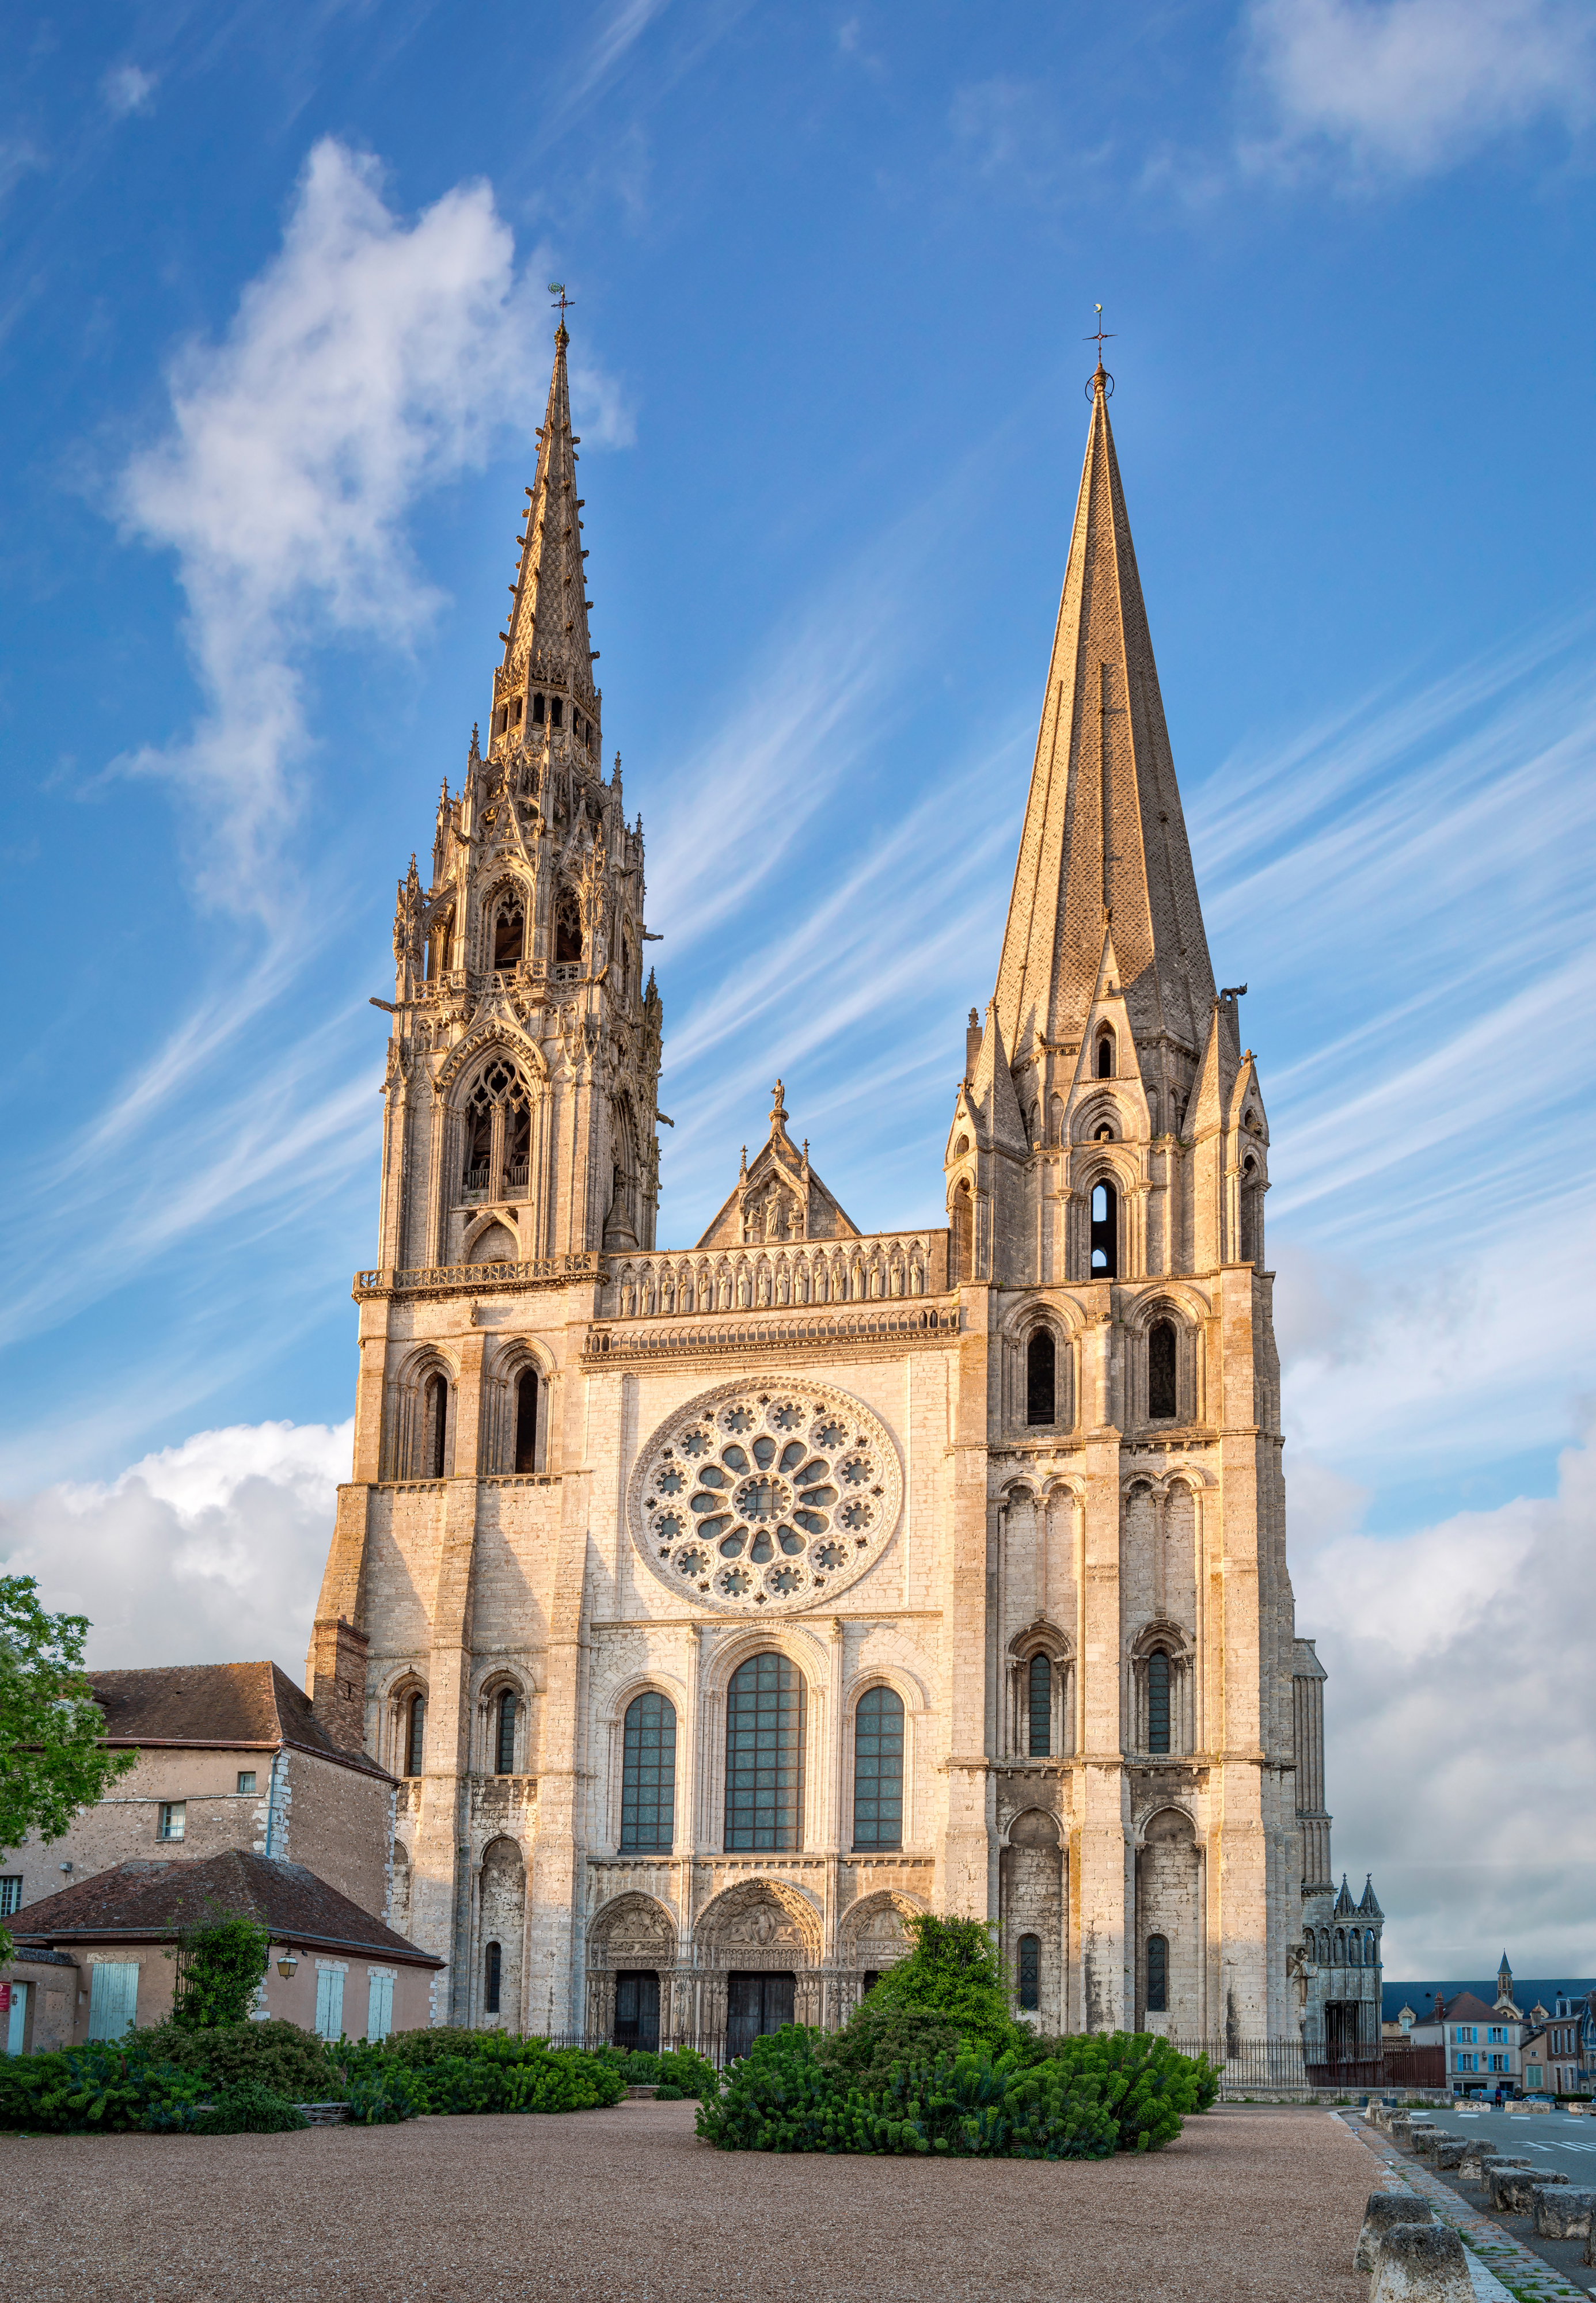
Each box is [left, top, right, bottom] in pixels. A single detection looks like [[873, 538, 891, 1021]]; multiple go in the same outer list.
[[1413, 2103, 1596, 2176]]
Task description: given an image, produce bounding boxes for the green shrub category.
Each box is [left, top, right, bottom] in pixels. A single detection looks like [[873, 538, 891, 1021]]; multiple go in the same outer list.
[[345, 2066, 424, 2124], [377, 2024, 529, 2069], [171, 1912, 271, 2031], [136, 2019, 343, 2102], [194, 2081, 309, 2134], [413, 2045, 625, 2115], [696, 2025, 1118, 2158], [817, 2005, 962, 2096], [0, 2043, 208, 2134], [862, 1914, 1015, 2052], [1014, 2031, 1218, 2152]]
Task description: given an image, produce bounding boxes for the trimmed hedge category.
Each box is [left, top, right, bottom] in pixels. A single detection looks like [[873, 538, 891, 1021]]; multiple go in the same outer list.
[[0, 2042, 208, 2133], [697, 2024, 1217, 2158]]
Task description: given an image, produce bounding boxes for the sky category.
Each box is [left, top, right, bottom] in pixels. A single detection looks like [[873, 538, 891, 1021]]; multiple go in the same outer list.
[[1, 0, 1593, 1979]]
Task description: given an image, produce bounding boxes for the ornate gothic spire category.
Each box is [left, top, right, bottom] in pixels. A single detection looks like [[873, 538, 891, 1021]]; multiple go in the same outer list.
[[501, 318, 597, 701], [993, 370, 1216, 1073]]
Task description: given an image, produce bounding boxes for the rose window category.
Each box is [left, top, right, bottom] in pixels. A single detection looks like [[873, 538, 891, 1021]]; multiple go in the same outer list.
[[629, 1381, 902, 1616]]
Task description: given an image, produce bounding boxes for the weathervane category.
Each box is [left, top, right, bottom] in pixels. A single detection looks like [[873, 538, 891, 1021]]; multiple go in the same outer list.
[[549, 281, 576, 331], [1084, 303, 1116, 399]]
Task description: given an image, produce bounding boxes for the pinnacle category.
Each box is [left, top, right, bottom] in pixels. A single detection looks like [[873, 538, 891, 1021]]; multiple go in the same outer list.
[[992, 379, 1215, 1073], [499, 321, 598, 709]]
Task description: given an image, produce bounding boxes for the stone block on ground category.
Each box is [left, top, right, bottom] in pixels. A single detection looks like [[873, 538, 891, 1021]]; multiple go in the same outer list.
[[1488, 2166, 1568, 2211], [1462, 2149, 1530, 2182], [1533, 2187, 1595, 2240], [1356, 2193, 1435, 2272], [1388, 2115, 1415, 2142], [1431, 2138, 1469, 2170], [1368, 2223, 1474, 2303], [1408, 2125, 1444, 2153]]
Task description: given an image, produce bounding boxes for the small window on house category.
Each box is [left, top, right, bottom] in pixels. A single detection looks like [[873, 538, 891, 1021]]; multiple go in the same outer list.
[[514, 1369, 539, 1473], [495, 1691, 518, 1776], [1149, 1319, 1177, 1419], [1146, 1933, 1168, 2013], [1018, 1933, 1041, 2012], [555, 888, 583, 965], [1147, 1651, 1171, 1753], [1025, 1329, 1055, 1426], [484, 1940, 502, 2016], [406, 1694, 426, 1777], [424, 1373, 449, 1479], [1089, 1180, 1118, 1279], [1028, 1654, 1051, 1758], [0, 1877, 23, 1917], [236, 1771, 256, 1795], [1096, 1032, 1114, 1080], [157, 1802, 185, 1842]]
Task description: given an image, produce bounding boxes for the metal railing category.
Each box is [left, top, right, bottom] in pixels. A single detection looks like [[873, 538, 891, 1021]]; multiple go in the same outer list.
[[1166, 2038, 1447, 2093]]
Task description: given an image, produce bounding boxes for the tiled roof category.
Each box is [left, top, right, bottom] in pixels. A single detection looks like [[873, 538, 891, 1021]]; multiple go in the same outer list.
[[88, 1662, 391, 1781], [1383, 1978, 1596, 2024], [11, 1850, 441, 1967], [1435, 1991, 1504, 2024]]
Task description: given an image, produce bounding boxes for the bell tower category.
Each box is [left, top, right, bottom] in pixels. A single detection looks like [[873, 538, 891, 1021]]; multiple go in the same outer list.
[[381, 315, 663, 1281]]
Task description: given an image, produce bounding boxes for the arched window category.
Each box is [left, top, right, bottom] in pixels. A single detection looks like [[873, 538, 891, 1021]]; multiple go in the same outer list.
[[1027, 1654, 1051, 1758], [462, 1058, 529, 1198], [724, 1654, 804, 1852], [1018, 1933, 1041, 2012], [620, 1692, 677, 1853], [1025, 1330, 1055, 1426], [852, 1686, 904, 1850], [405, 1693, 425, 1777], [484, 1940, 501, 2015], [951, 1179, 973, 1282], [1146, 1933, 1168, 2013], [1147, 1650, 1171, 1753], [1240, 1156, 1261, 1263], [495, 1690, 517, 1776], [514, 1369, 538, 1473], [1096, 1031, 1114, 1080], [554, 887, 583, 965], [1089, 1180, 1118, 1279], [491, 895, 524, 971], [1149, 1319, 1177, 1419], [504, 1094, 530, 1195], [423, 1374, 448, 1479]]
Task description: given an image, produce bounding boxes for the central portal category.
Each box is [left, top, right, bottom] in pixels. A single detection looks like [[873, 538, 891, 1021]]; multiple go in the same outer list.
[[727, 1970, 795, 2059]]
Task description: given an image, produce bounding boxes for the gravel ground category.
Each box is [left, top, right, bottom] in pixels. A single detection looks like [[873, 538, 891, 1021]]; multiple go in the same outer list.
[[2, 2100, 1374, 2303]]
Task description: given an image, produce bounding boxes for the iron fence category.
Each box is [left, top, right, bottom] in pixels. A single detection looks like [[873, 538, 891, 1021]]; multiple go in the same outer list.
[[1167, 2038, 1447, 2093]]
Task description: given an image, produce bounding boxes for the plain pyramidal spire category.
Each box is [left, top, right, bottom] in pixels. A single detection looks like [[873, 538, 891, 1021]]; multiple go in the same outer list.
[[993, 352, 1215, 1074], [500, 304, 596, 693]]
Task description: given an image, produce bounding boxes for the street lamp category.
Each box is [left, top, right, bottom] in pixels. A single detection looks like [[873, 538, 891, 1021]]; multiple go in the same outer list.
[[276, 1948, 298, 1979]]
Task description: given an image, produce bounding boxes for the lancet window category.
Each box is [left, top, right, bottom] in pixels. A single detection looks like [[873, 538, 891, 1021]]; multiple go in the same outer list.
[[491, 892, 525, 971], [1025, 1331, 1056, 1426], [1018, 1934, 1042, 2012], [620, 1692, 676, 1852], [852, 1686, 904, 1851], [724, 1654, 804, 1852], [495, 1691, 517, 1776], [1149, 1319, 1177, 1420], [1146, 1933, 1168, 2013], [1028, 1654, 1051, 1757], [1089, 1179, 1118, 1279]]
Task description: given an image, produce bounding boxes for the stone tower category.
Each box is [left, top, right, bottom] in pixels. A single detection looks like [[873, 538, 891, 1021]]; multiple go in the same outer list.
[[313, 341, 1367, 2052]]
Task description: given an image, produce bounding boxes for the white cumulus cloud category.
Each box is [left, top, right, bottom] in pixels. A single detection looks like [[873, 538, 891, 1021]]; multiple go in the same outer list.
[[0, 1419, 353, 1677], [116, 140, 563, 909], [1242, 0, 1596, 177], [102, 64, 158, 119]]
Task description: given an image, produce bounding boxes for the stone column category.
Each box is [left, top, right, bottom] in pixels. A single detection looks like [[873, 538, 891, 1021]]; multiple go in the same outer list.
[[1077, 1415, 1127, 2031]]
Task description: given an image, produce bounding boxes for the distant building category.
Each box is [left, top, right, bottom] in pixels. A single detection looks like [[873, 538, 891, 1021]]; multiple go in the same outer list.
[[0, 1628, 397, 1926], [1523, 1991, 1596, 2096]]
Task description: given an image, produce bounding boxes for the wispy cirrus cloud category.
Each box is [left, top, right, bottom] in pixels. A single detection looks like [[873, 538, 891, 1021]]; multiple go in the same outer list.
[[1240, 0, 1596, 178], [113, 139, 579, 911]]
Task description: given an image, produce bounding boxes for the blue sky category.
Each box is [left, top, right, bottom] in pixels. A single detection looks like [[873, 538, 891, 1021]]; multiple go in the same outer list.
[[1, 0, 1593, 1972]]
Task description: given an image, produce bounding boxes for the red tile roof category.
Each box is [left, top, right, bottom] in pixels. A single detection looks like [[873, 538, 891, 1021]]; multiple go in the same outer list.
[[88, 1662, 391, 1781], [11, 1850, 440, 1967]]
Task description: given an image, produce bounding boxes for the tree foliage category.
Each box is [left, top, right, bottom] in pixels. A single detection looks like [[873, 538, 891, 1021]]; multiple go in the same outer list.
[[171, 1910, 272, 2030], [863, 1913, 1013, 2049], [0, 1575, 136, 1956]]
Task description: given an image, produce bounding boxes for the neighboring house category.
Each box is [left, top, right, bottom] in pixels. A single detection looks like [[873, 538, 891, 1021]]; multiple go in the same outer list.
[[0, 1624, 396, 1925], [1523, 1996, 1596, 2096], [9, 1849, 442, 2046], [0, 1949, 78, 2057]]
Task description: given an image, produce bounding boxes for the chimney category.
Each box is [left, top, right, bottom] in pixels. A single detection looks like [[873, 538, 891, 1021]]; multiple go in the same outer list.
[[964, 1007, 981, 1081], [310, 1617, 369, 1757]]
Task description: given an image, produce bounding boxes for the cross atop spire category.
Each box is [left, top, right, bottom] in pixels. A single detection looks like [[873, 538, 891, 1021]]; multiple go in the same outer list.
[[991, 371, 1215, 1073]]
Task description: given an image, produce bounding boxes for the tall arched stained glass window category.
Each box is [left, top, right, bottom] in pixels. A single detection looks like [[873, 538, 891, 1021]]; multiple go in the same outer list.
[[725, 1654, 804, 1852], [495, 1690, 517, 1776], [1026, 1331, 1056, 1426], [1148, 1319, 1177, 1419], [405, 1694, 425, 1777], [1146, 1933, 1168, 2013], [1028, 1654, 1051, 1758], [852, 1686, 903, 1850], [620, 1692, 677, 1852], [1147, 1651, 1171, 1753]]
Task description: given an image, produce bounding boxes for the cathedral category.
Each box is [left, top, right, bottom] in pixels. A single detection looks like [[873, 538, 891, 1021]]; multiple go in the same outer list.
[[310, 318, 1381, 2056]]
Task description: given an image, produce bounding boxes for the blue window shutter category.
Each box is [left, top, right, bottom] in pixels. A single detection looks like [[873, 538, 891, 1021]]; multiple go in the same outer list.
[[316, 1967, 345, 2040], [367, 1971, 393, 2042], [88, 1962, 139, 2040]]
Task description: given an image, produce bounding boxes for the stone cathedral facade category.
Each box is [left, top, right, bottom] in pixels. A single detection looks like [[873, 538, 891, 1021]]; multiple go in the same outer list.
[[311, 325, 1382, 2054]]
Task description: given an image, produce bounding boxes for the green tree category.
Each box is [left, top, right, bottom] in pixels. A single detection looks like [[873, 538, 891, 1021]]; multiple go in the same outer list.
[[0, 1576, 136, 1957], [865, 1913, 1016, 2051], [172, 1909, 272, 2029]]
